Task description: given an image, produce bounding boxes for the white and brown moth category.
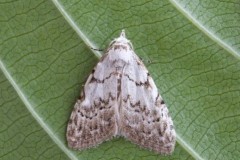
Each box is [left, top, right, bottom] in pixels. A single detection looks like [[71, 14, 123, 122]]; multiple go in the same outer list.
[[66, 30, 176, 154]]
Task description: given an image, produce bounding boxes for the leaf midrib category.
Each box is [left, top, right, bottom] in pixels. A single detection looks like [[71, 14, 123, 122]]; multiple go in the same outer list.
[[51, 0, 102, 59], [169, 0, 240, 60], [0, 60, 78, 160]]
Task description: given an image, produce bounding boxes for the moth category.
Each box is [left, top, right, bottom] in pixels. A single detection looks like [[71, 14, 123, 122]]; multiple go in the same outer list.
[[66, 30, 176, 154]]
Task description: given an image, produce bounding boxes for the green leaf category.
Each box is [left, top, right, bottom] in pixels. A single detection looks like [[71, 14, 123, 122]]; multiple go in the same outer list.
[[0, 0, 239, 160]]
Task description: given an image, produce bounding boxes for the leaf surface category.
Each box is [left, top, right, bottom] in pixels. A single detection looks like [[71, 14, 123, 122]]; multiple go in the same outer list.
[[0, 0, 239, 159]]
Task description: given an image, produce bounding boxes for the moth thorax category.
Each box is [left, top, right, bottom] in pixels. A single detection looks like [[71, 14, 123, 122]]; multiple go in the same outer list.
[[112, 59, 128, 71]]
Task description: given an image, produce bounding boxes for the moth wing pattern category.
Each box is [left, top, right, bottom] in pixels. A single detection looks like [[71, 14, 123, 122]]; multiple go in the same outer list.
[[66, 54, 119, 149], [120, 53, 176, 154], [66, 30, 176, 154]]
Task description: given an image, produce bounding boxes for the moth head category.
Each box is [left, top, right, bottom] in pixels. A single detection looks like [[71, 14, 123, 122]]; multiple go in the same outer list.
[[109, 30, 134, 50]]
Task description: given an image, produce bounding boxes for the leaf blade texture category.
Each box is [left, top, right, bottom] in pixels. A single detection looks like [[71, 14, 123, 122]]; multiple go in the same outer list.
[[0, 0, 239, 159]]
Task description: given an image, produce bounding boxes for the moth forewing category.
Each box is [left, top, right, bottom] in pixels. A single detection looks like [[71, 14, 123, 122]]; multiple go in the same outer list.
[[66, 30, 176, 154]]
